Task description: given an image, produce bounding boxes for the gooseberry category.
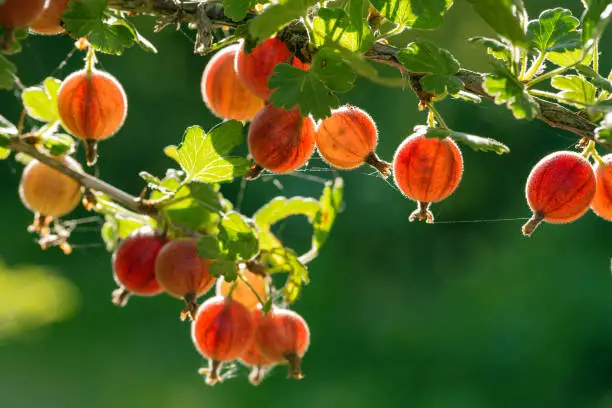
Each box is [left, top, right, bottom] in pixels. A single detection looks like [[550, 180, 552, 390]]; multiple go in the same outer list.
[[57, 68, 127, 166], [201, 44, 264, 121], [216, 268, 267, 310], [235, 37, 309, 100], [392, 132, 463, 223], [247, 104, 316, 175], [0, 0, 48, 29], [239, 308, 275, 385], [255, 307, 310, 379], [591, 154, 612, 221], [154, 238, 216, 321], [19, 156, 82, 220], [522, 151, 596, 236], [111, 227, 166, 307], [30, 0, 70, 35], [315, 106, 391, 177], [191, 296, 255, 385]]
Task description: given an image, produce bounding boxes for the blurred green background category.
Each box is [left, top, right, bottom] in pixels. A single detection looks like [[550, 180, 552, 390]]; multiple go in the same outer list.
[[1, 1, 612, 407]]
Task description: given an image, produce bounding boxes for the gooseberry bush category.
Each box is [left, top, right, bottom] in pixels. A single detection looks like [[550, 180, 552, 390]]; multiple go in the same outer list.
[[0, 0, 611, 385]]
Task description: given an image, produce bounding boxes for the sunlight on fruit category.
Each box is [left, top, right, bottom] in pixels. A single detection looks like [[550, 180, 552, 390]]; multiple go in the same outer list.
[[0, 259, 79, 340]]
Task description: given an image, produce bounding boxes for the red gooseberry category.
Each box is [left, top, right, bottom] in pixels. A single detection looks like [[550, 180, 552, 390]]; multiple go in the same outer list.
[[19, 156, 82, 220], [216, 268, 268, 311], [522, 151, 596, 236], [154, 238, 216, 321], [111, 227, 167, 307], [57, 68, 127, 166], [30, 0, 70, 35], [239, 308, 275, 385], [591, 154, 612, 221], [191, 296, 256, 385], [315, 106, 391, 177], [247, 104, 316, 176], [235, 37, 309, 100], [392, 132, 463, 223], [255, 307, 310, 379], [201, 44, 264, 121], [0, 0, 48, 29]]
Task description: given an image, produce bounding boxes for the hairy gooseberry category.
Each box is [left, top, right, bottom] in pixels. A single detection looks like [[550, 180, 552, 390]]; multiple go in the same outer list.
[[255, 308, 310, 379], [235, 37, 309, 100], [19, 156, 82, 220], [154, 238, 216, 320], [315, 106, 391, 177], [216, 268, 268, 310], [201, 44, 264, 121], [191, 296, 255, 385], [239, 308, 274, 385], [111, 227, 166, 307], [393, 132, 463, 223], [247, 104, 316, 176], [522, 151, 596, 236], [30, 0, 70, 35], [591, 154, 612, 221], [0, 0, 47, 29], [57, 68, 127, 166]]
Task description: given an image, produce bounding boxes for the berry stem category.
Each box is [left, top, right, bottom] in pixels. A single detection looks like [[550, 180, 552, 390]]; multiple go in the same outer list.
[[521, 212, 544, 237], [365, 151, 392, 178], [427, 103, 448, 129], [245, 163, 264, 180], [582, 140, 605, 166], [238, 271, 267, 307], [85, 46, 97, 73]]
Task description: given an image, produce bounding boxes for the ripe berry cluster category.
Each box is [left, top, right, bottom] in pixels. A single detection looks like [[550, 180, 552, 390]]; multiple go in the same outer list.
[[113, 229, 310, 385]]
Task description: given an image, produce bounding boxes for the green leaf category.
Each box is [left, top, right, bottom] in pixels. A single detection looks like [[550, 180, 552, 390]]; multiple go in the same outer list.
[[112, 17, 157, 53], [369, 0, 453, 30], [582, 0, 612, 48], [313, 177, 343, 250], [209, 257, 238, 281], [101, 214, 146, 251], [0, 27, 28, 55], [468, 36, 512, 61], [331, 46, 404, 87], [254, 196, 321, 228], [575, 64, 612, 92], [224, 0, 250, 21], [466, 0, 529, 47], [43, 133, 75, 156], [311, 48, 357, 93], [259, 248, 308, 304], [0, 115, 18, 137], [415, 125, 510, 154], [22, 78, 62, 123], [196, 236, 221, 259], [527, 8, 581, 52], [0, 54, 16, 90], [596, 112, 612, 143], [551, 75, 597, 107], [0, 146, 9, 160], [312, 8, 373, 52], [483, 60, 539, 119], [164, 122, 249, 184], [219, 212, 259, 261], [348, 0, 369, 45], [547, 48, 592, 67], [268, 63, 340, 120], [397, 40, 462, 95], [249, 0, 318, 40]]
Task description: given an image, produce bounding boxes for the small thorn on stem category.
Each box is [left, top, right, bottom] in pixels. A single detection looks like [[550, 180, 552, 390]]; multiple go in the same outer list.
[[521, 212, 544, 237], [284, 352, 304, 380], [84, 139, 99, 167], [111, 288, 130, 307], [365, 151, 392, 178], [408, 202, 434, 224], [245, 163, 264, 180], [181, 293, 198, 322]]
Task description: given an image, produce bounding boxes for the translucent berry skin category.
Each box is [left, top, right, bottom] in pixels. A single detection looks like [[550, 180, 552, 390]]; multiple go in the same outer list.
[[315, 106, 386, 172], [57, 69, 127, 141], [216, 269, 267, 310], [522, 151, 596, 236], [239, 309, 274, 385], [591, 154, 612, 221], [19, 157, 82, 217], [30, 0, 70, 35], [393, 133, 463, 223], [112, 227, 166, 297], [235, 38, 309, 100], [248, 105, 316, 173], [192, 296, 255, 361], [201, 44, 264, 121], [0, 0, 48, 28], [255, 308, 310, 379]]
